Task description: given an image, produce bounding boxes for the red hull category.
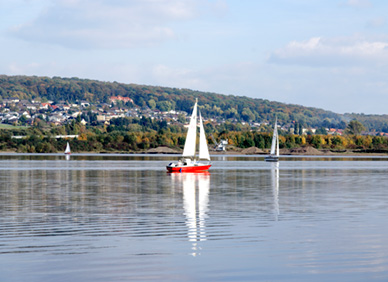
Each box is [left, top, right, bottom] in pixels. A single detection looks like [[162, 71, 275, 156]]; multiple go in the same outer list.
[[166, 164, 211, 173]]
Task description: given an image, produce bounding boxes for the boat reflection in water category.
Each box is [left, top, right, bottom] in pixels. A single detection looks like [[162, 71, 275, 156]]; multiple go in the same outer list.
[[170, 172, 210, 256], [65, 154, 70, 161], [271, 162, 279, 220]]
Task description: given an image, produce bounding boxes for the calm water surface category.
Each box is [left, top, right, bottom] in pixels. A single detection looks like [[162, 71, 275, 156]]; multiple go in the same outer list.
[[1, 154, 388, 281]]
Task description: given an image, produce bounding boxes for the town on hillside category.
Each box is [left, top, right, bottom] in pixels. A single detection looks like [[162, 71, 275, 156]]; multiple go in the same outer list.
[[1, 95, 385, 137]]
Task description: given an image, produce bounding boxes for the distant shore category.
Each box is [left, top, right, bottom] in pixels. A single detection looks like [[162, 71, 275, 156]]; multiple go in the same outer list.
[[1, 146, 388, 156], [144, 146, 388, 156]]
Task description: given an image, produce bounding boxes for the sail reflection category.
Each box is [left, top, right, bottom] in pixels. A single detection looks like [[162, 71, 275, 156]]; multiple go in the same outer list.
[[171, 172, 210, 256], [65, 154, 70, 161], [271, 162, 279, 220]]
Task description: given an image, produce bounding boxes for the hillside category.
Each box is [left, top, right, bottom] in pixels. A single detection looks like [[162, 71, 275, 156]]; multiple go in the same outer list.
[[0, 74, 386, 131]]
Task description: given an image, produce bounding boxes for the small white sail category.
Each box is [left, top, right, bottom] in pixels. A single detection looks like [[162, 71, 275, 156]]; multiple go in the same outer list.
[[182, 101, 198, 158], [198, 112, 210, 161], [64, 142, 71, 154], [276, 126, 279, 157], [270, 119, 278, 155]]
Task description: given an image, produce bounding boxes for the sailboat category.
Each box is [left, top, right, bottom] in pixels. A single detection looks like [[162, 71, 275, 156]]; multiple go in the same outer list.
[[265, 118, 279, 162], [166, 99, 211, 172], [64, 142, 71, 155]]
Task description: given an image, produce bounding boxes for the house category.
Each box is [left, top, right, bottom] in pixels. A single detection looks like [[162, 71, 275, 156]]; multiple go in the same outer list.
[[26, 104, 37, 111], [71, 112, 82, 118], [41, 103, 50, 109], [49, 113, 66, 124], [56, 103, 71, 111], [9, 97, 20, 103], [22, 111, 31, 118], [109, 96, 133, 104], [97, 115, 107, 122], [81, 101, 90, 107], [31, 99, 42, 104]]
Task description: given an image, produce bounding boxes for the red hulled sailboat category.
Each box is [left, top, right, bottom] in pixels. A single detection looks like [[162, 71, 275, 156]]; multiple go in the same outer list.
[[166, 99, 211, 172]]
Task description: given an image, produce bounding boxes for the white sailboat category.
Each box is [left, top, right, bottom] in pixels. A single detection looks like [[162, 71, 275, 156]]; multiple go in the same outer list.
[[64, 142, 71, 155], [265, 118, 279, 162], [166, 99, 211, 172]]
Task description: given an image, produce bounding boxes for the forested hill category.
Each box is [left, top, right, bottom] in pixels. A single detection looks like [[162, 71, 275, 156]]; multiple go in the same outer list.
[[0, 75, 385, 130]]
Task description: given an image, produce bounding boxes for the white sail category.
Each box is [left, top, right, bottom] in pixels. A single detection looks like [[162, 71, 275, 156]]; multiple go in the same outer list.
[[270, 119, 277, 155], [276, 126, 279, 157], [182, 101, 198, 158], [198, 112, 210, 161], [65, 142, 71, 154]]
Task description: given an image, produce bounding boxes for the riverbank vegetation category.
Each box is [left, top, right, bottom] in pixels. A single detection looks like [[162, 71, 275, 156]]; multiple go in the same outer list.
[[1, 117, 388, 153], [2, 75, 388, 154]]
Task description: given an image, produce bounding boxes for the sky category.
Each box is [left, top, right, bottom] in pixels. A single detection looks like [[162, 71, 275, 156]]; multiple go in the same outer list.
[[1, 0, 388, 115]]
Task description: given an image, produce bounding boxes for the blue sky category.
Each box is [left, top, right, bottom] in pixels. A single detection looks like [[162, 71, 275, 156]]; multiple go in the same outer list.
[[1, 0, 388, 114]]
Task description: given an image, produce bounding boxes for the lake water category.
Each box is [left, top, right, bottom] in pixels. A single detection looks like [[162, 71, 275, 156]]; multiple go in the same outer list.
[[1, 154, 388, 281]]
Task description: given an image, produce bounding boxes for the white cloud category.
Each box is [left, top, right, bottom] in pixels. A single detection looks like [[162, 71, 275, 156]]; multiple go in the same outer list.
[[344, 0, 372, 8], [366, 17, 386, 28], [268, 36, 388, 67], [8, 0, 221, 49]]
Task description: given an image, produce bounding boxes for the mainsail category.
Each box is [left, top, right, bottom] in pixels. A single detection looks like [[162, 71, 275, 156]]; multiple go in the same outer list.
[[182, 101, 198, 158], [276, 125, 279, 157], [198, 111, 210, 161], [270, 118, 278, 155], [65, 142, 71, 154]]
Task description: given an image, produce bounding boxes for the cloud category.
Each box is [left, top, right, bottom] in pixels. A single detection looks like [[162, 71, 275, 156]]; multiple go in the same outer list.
[[8, 0, 224, 49], [366, 17, 386, 28], [268, 36, 388, 67], [343, 0, 372, 8]]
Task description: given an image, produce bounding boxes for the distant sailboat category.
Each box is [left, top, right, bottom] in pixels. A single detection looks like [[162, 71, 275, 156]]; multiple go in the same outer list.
[[64, 142, 71, 155], [265, 118, 279, 162], [166, 99, 211, 172]]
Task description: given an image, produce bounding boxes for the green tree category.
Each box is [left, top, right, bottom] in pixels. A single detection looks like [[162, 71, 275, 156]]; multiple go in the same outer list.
[[148, 99, 156, 110], [315, 127, 327, 135], [345, 120, 365, 135], [19, 115, 27, 125]]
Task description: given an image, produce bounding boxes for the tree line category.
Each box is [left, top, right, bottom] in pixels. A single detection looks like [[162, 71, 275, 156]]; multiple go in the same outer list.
[[1, 118, 388, 153]]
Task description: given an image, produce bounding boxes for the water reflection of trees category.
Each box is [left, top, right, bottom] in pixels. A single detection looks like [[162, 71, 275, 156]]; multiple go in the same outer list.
[[0, 169, 174, 214]]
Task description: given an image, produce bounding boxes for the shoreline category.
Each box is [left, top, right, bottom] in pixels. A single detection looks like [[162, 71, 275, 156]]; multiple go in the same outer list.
[[1, 150, 388, 157]]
